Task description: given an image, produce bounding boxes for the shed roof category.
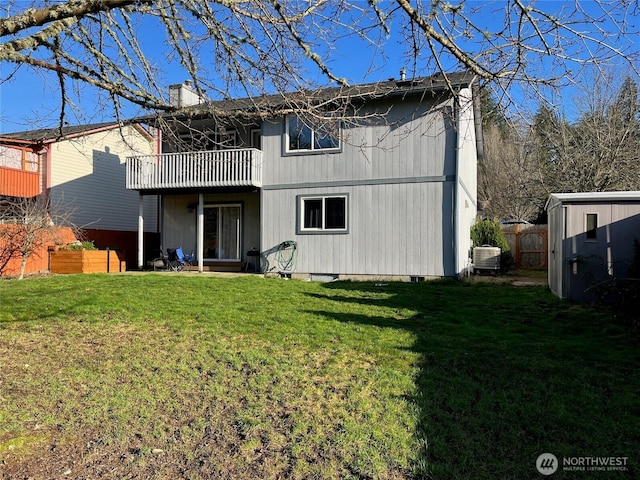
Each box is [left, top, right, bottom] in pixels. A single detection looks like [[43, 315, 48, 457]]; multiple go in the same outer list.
[[546, 191, 640, 210]]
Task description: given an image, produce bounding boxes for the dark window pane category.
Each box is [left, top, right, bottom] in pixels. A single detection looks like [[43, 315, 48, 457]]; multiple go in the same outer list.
[[289, 117, 312, 151], [314, 122, 339, 150], [304, 199, 323, 228], [325, 197, 346, 229], [586, 214, 597, 239]]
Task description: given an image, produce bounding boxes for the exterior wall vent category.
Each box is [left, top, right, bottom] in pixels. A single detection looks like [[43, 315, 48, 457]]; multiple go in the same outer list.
[[473, 246, 501, 270], [310, 273, 339, 282]]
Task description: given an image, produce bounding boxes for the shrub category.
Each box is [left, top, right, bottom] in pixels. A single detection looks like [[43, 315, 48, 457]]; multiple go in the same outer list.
[[627, 239, 640, 279], [590, 239, 640, 335], [62, 241, 97, 251]]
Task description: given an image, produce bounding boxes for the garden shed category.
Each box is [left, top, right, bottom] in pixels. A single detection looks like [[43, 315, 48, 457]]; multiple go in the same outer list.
[[546, 191, 640, 302]]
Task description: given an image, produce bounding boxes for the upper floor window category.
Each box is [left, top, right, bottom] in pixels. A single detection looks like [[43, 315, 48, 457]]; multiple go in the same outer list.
[[0, 146, 39, 172], [174, 129, 238, 152], [286, 116, 340, 153]]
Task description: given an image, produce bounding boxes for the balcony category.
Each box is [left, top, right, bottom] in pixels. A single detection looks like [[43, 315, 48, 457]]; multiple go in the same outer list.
[[126, 149, 263, 191], [0, 166, 41, 198]]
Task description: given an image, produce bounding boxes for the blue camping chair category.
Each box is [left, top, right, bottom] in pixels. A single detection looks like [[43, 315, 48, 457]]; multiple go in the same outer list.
[[152, 247, 195, 271], [166, 247, 194, 271], [181, 248, 195, 271]]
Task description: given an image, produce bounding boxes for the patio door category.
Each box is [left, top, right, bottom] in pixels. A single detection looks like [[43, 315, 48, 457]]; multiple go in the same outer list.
[[204, 204, 241, 260]]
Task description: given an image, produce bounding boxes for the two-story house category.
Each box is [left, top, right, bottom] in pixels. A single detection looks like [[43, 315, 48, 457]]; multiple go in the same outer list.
[[1, 122, 158, 271], [127, 71, 482, 279]]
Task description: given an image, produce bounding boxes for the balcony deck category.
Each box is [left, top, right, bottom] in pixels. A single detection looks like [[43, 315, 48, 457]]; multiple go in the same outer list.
[[0, 166, 41, 198], [126, 149, 263, 191]]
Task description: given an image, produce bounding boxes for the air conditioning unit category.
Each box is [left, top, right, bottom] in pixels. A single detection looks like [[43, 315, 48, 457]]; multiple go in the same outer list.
[[473, 246, 501, 270]]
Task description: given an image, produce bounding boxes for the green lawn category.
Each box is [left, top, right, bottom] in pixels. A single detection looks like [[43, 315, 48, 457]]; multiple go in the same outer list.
[[0, 274, 637, 479]]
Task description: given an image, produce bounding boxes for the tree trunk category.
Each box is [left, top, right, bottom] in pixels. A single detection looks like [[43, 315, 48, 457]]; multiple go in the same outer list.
[[18, 253, 28, 280]]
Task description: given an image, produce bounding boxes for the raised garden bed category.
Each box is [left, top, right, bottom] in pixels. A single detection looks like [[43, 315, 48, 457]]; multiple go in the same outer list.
[[50, 249, 125, 274]]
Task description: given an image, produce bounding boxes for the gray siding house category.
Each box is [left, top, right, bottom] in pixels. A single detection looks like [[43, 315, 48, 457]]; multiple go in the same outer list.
[[547, 191, 640, 301], [127, 72, 482, 279]]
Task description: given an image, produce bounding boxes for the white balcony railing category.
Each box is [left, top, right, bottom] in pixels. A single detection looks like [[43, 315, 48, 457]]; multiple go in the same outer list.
[[126, 149, 263, 190]]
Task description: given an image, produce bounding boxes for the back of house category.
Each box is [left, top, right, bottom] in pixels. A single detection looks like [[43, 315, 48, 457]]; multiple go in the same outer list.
[[127, 71, 482, 279]]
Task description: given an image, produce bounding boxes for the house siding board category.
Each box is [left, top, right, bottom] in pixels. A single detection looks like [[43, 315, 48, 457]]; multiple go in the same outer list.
[[49, 125, 157, 232], [256, 93, 465, 278], [261, 180, 451, 277], [262, 99, 451, 188]]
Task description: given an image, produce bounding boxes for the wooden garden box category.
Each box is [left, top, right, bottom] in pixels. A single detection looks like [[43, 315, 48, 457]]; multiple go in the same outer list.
[[49, 249, 126, 274]]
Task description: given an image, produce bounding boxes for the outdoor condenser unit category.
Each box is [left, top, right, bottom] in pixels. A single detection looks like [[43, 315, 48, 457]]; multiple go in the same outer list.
[[473, 246, 501, 270]]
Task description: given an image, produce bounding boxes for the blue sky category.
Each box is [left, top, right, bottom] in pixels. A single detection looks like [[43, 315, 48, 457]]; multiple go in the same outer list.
[[1, 1, 637, 133], [0, 8, 411, 132]]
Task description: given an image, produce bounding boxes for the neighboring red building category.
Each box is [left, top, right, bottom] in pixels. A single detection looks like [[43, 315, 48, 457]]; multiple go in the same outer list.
[[0, 142, 42, 198]]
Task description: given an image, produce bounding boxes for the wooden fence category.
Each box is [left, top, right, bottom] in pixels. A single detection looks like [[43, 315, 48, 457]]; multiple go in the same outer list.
[[501, 224, 548, 270], [0, 226, 77, 277]]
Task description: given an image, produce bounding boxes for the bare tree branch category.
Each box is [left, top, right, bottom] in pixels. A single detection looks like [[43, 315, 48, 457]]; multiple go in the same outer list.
[[0, 0, 638, 125]]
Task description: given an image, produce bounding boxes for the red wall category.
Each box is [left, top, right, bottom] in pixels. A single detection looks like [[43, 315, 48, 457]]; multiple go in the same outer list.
[[82, 229, 160, 269]]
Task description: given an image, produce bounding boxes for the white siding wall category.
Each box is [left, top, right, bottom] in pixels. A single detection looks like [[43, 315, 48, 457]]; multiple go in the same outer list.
[[49, 125, 157, 232]]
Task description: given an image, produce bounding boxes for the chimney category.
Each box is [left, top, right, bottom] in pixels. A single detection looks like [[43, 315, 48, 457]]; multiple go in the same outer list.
[[400, 68, 406, 81], [169, 80, 205, 108]]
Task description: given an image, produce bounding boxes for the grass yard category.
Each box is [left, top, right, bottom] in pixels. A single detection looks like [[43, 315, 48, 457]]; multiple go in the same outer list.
[[0, 274, 638, 479]]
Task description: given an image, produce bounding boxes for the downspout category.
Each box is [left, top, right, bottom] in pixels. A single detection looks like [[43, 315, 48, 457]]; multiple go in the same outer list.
[[45, 144, 53, 200], [472, 81, 484, 163], [138, 194, 144, 269]]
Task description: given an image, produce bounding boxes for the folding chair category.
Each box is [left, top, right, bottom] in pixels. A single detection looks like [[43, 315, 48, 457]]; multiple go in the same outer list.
[[166, 248, 183, 271], [182, 248, 195, 271], [167, 247, 195, 272], [152, 249, 168, 271]]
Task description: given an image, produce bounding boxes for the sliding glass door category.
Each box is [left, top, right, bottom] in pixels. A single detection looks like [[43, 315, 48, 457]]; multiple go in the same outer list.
[[204, 204, 241, 260]]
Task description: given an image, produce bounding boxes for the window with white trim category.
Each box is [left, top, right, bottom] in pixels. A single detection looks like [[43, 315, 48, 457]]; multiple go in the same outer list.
[[298, 195, 348, 233], [286, 115, 340, 153]]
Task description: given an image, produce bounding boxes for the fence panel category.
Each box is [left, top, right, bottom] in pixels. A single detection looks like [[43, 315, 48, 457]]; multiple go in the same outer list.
[[501, 224, 548, 270]]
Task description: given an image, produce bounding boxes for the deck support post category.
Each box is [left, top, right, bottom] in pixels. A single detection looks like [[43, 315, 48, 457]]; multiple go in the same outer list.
[[197, 193, 204, 272]]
